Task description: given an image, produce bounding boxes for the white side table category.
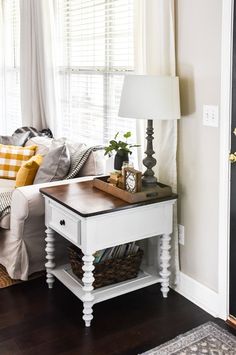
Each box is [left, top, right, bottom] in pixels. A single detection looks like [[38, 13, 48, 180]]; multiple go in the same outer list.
[[40, 180, 176, 327]]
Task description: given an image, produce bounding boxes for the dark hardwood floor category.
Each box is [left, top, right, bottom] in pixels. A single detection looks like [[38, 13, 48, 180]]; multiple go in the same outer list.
[[0, 277, 235, 355]]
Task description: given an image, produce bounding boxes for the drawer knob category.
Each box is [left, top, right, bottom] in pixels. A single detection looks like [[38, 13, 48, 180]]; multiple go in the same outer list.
[[60, 219, 65, 226]]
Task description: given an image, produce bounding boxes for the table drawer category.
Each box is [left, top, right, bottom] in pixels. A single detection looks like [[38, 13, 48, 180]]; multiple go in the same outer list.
[[50, 205, 81, 245]]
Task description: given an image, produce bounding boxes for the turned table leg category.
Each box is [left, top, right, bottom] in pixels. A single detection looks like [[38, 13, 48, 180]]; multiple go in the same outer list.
[[45, 227, 56, 289], [82, 254, 95, 327], [160, 233, 171, 298]]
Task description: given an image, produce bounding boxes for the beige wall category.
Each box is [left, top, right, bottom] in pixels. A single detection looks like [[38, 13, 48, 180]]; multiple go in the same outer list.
[[176, 0, 222, 291]]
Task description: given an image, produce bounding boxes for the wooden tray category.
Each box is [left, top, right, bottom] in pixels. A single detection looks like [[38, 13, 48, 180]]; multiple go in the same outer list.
[[93, 176, 172, 203]]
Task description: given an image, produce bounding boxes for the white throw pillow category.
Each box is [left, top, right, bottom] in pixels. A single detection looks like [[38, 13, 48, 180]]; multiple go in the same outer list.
[[78, 150, 105, 176], [25, 136, 53, 156]]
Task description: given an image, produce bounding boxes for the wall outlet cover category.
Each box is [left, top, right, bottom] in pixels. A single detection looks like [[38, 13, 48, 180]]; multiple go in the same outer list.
[[178, 224, 185, 246]]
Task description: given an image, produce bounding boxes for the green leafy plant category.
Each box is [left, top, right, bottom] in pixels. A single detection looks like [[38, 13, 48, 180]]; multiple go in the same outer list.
[[104, 131, 140, 157]]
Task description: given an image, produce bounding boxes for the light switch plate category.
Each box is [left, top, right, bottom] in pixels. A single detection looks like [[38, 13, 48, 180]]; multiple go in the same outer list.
[[203, 105, 219, 127]]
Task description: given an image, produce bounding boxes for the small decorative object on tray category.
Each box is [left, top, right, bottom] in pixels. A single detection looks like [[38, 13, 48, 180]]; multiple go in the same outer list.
[[68, 242, 143, 289], [108, 171, 124, 189], [124, 167, 142, 193]]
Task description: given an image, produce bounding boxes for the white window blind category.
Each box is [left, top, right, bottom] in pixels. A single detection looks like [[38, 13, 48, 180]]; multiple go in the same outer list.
[[0, 0, 21, 135], [56, 0, 136, 146]]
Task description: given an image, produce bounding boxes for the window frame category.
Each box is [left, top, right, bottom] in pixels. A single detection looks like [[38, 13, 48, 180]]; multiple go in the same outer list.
[[56, 0, 136, 146]]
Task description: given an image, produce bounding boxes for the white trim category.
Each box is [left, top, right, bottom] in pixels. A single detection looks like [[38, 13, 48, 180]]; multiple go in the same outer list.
[[175, 272, 220, 317], [218, 0, 234, 320]]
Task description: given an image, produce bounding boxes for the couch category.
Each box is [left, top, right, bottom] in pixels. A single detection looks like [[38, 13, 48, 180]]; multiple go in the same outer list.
[[0, 137, 106, 280]]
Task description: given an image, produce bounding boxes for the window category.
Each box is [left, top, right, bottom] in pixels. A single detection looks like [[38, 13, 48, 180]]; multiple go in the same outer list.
[[56, 0, 136, 146], [0, 0, 21, 134]]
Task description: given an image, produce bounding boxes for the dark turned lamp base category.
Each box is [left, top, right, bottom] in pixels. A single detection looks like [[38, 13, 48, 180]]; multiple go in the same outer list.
[[142, 119, 158, 186]]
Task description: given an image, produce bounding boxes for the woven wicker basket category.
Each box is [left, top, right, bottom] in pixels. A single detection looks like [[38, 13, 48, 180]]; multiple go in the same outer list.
[[68, 246, 143, 289]]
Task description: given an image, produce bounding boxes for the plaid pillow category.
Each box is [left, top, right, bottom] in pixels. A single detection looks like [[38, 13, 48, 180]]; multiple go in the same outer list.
[[0, 144, 37, 180]]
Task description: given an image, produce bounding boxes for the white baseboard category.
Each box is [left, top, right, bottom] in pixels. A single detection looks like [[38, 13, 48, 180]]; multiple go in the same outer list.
[[174, 272, 220, 317]]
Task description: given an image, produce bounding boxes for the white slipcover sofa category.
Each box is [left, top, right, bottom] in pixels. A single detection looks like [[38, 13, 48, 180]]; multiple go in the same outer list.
[[0, 147, 105, 280]]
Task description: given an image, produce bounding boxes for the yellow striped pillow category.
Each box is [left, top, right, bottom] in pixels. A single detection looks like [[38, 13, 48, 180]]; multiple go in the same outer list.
[[0, 144, 37, 180]]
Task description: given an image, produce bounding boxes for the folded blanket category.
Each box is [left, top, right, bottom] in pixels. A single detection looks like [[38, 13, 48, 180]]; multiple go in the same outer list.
[[0, 191, 12, 221], [65, 145, 102, 180], [0, 145, 103, 221]]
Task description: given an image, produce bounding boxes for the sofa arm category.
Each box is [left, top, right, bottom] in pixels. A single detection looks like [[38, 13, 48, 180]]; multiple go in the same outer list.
[[10, 176, 94, 236], [3, 176, 95, 280]]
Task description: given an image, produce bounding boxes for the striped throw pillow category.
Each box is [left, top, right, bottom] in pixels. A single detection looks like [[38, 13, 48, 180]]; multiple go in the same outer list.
[[0, 144, 37, 180]]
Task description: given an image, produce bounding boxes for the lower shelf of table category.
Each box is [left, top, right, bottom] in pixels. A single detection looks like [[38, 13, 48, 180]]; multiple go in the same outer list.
[[51, 264, 161, 304]]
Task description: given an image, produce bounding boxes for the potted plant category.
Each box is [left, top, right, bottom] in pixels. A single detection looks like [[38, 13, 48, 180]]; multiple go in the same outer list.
[[104, 131, 140, 170]]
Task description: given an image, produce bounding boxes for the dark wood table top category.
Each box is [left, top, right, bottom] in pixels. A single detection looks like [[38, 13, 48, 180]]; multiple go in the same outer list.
[[40, 180, 177, 217]]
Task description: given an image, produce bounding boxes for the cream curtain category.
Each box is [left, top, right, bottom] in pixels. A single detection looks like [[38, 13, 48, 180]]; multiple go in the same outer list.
[[20, 0, 59, 131], [0, 1, 6, 133], [134, 0, 179, 284], [0, 0, 21, 134]]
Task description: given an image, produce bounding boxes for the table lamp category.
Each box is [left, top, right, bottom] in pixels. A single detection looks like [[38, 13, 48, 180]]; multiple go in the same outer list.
[[118, 75, 181, 186]]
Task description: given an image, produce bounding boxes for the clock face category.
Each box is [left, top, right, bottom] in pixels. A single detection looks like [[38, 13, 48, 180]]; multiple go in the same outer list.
[[126, 172, 136, 193]]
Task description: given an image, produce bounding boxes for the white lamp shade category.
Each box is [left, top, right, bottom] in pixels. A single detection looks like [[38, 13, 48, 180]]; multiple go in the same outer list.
[[118, 75, 181, 120]]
